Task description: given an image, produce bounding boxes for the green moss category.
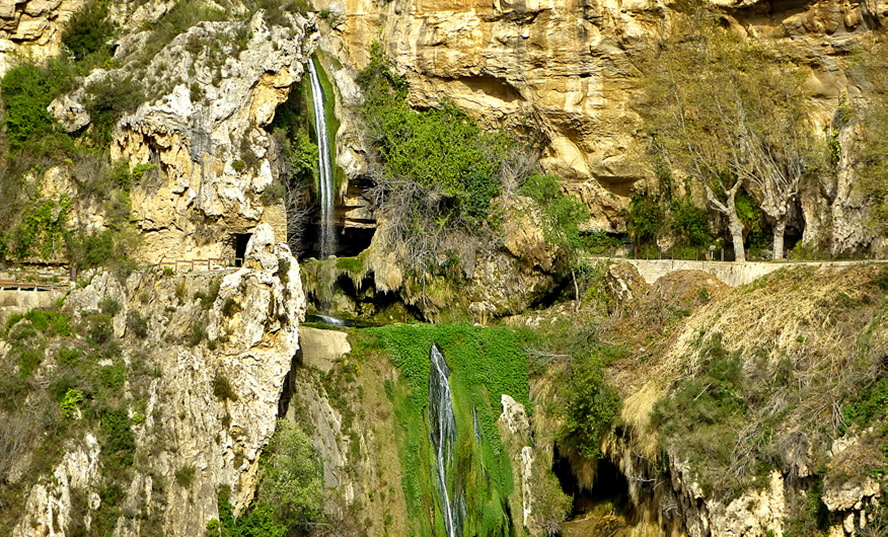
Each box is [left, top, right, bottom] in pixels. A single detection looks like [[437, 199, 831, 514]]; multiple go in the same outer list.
[[350, 323, 529, 536]]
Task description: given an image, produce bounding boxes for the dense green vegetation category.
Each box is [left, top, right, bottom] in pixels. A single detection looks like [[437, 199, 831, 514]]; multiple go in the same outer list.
[[0, 303, 161, 534], [357, 44, 523, 267], [208, 421, 323, 536], [353, 323, 529, 536], [519, 174, 600, 266]]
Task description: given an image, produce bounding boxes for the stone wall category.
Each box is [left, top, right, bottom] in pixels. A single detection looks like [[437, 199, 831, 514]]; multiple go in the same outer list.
[[592, 257, 888, 287]]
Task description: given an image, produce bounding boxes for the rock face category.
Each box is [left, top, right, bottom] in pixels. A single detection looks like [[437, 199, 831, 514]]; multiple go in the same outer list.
[[109, 11, 318, 263], [0, 0, 87, 77], [311, 0, 888, 250], [9, 224, 306, 536]]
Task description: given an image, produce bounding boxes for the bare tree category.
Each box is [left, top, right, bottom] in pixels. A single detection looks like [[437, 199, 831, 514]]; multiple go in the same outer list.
[[639, 12, 822, 260]]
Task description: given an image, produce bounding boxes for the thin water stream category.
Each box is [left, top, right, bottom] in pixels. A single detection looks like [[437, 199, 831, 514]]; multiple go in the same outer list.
[[307, 60, 337, 258], [429, 344, 464, 537]]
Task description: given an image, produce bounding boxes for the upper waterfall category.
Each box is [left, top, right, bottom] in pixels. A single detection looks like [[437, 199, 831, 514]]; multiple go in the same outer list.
[[307, 59, 337, 258]]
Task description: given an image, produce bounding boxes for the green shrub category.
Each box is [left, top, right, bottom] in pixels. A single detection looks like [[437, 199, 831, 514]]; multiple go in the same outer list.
[[260, 180, 286, 204], [627, 191, 666, 246], [561, 353, 621, 459], [358, 45, 511, 240], [207, 488, 287, 537], [60, 389, 84, 418], [49, 375, 78, 402], [186, 322, 206, 347], [258, 420, 323, 527], [175, 465, 196, 488], [212, 373, 238, 402], [62, 0, 114, 61], [126, 312, 149, 339], [671, 198, 712, 247], [17, 347, 45, 378], [87, 313, 114, 347], [222, 297, 240, 318], [99, 296, 122, 316], [100, 363, 127, 390], [57, 347, 84, 367], [520, 174, 590, 268], [194, 278, 221, 309], [3, 197, 72, 260], [100, 409, 135, 468], [843, 378, 888, 429], [6, 308, 71, 336], [1, 64, 63, 149], [85, 74, 146, 145]]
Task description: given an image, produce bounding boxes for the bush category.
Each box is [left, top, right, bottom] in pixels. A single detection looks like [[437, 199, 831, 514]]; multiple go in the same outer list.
[[212, 373, 239, 402], [175, 465, 196, 488], [62, 0, 114, 61], [520, 174, 590, 268], [6, 308, 71, 337], [186, 322, 206, 347], [258, 420, 323, 527], [222, 297, 241, 318], [17, 347, 45, 378], [1, 64, 64, 149], [4, 198, 71, 260], [126, 312, 149, 339], [207, 488, 287, 537], [194, 278, 221, 309], [60, 389, 83, 418], [87, 313, 114, 347], [627, 191, 666, 246], [85, 74, 146, 146], [57, 347, 83, 367], [99, 363, 127, 390], [358, 44, 513, 251], [99, 296, 122, 316], [561, 353, 621, 459], [101, 409, 135, 468]]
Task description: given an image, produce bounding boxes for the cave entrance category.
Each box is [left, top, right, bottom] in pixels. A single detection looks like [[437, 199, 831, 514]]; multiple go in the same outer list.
[[552, 444, 631, 519], [234, 233, 252, 266]]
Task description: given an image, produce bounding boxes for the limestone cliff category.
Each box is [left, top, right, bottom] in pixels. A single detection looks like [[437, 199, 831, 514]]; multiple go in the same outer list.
[[109, 10, 319, 263], [311, 0, 888, 252], [2, 225, 306, 535]]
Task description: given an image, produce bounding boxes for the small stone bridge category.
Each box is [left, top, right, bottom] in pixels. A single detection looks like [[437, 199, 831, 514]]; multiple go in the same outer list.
[[585, 257, 888, 287]]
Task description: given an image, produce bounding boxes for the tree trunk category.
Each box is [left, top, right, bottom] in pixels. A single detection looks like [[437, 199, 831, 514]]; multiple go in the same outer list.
[[728, 211, 746, 263], [772, 217, 786, 260]]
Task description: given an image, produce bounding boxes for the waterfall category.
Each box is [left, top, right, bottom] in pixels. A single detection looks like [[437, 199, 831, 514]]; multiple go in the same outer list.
[[428, 344, 464, 537], [307, 60, 337, 258]]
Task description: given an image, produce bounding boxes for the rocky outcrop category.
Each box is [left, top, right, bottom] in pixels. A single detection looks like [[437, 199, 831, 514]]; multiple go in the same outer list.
[[0, 0, 87, 77], [108, 11, 318, 263], [9, 224, 306, 536]]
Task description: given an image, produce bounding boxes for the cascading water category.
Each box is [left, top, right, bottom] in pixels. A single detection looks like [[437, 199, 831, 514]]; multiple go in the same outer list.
[[307, 60, 337, 258], [428, 344, 465, 537]]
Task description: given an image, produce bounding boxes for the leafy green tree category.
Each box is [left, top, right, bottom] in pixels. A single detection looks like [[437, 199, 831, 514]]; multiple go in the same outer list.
[[639, 11, 823, 260], [1, 65, 61, 149], [561, 354, 621, 459], [258, 420, 323, 529], [62, 0, 114, 61]]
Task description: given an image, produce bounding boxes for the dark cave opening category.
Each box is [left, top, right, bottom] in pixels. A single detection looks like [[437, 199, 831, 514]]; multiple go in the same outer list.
[[552, 444, 632, 518], [233, 233, 252, 264]]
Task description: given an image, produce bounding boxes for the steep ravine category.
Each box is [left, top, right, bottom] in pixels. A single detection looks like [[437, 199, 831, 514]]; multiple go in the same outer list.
[[285, 263, 887, 537]]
